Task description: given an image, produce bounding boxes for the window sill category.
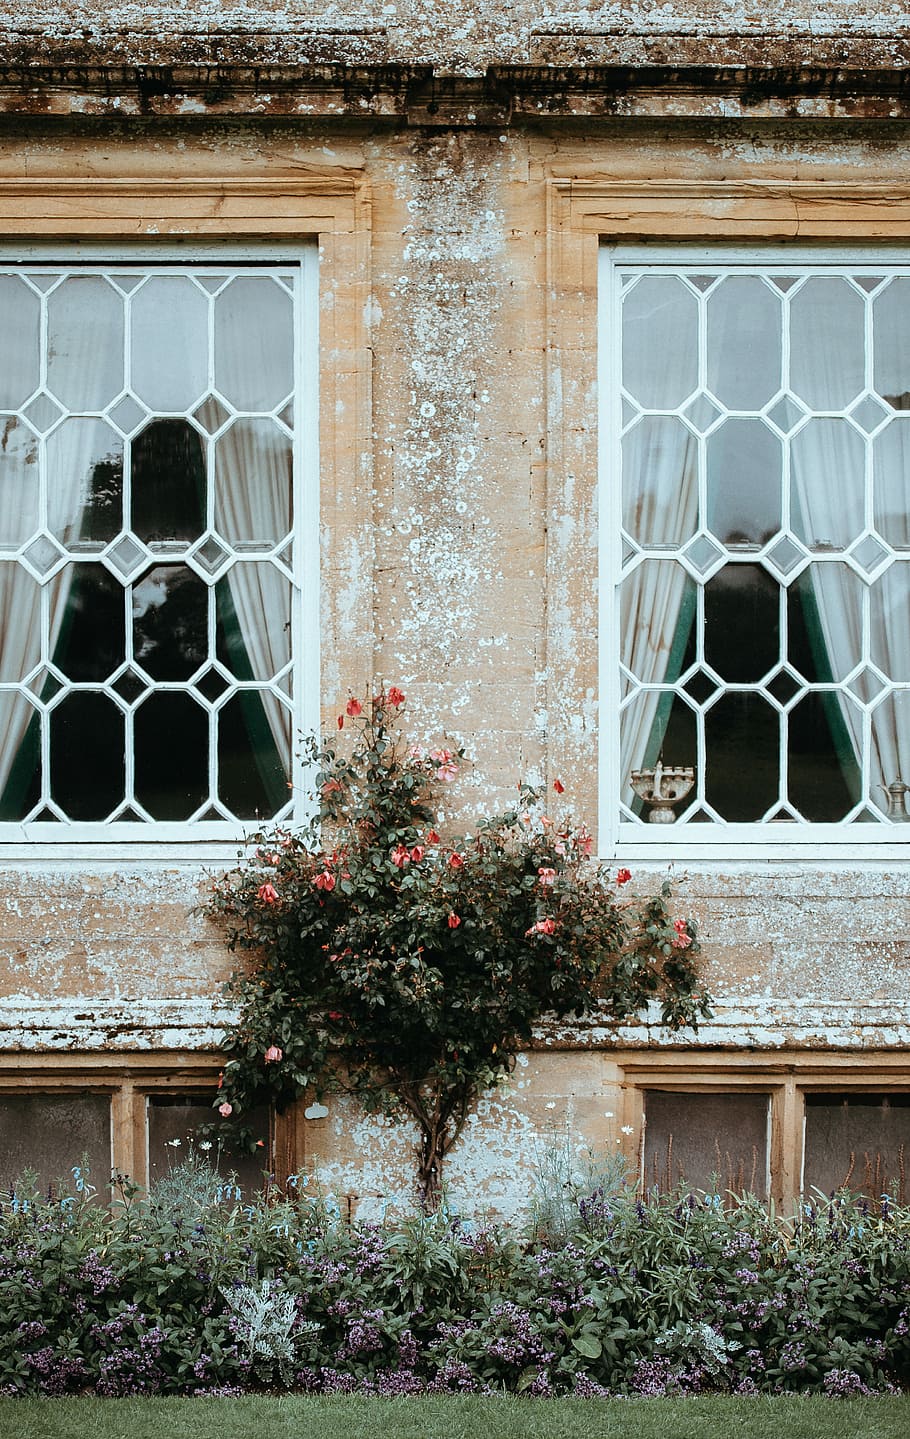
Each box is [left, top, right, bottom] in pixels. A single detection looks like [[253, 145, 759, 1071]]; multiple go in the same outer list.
[[608, 821, 910, 864]]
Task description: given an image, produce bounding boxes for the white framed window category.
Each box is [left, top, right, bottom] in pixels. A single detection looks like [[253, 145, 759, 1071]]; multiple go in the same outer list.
[[0, 245, 319, 845], [600, 246, 910, 853]]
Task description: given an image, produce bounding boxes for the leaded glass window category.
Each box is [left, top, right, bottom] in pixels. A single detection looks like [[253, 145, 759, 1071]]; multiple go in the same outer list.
[[609, 257, 910, 832], [0, 260, 313, 834]]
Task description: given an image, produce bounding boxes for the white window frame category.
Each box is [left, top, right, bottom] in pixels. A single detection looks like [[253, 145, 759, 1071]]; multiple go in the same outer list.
[[0, 241, 320, 857], [599, 241, 910, 859]]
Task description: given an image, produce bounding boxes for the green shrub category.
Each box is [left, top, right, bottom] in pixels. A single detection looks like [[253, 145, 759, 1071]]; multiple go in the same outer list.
[[0, 1160, 908, 1398]]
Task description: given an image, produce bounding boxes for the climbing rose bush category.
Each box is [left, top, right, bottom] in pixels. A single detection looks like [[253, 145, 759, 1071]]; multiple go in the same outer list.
[[204, 686, 710, 1205]]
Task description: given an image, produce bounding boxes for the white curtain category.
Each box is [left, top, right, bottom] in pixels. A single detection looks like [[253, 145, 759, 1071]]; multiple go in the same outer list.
[[789, 282, 910, 801], [619, 424, 698, 805], [215, 418, 293, 766]]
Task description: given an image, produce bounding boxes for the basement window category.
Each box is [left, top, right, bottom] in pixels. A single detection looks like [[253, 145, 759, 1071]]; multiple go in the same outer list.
[[604, 252, 910, 845], [642, 1089, 770, 1197], [803, 1092, 910, 1201], [0, 1091, 111, 1195], [146, 1094, 272, 1198], [0, 255, 317, 840]]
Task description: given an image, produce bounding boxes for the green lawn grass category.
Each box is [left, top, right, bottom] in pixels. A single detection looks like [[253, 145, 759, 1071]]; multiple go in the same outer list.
[[0, 1395, 908, 1439]]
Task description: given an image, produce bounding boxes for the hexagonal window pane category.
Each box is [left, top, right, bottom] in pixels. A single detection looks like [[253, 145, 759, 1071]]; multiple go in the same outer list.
[[707, 276, 781, 411], [214, 420, 292, 548], [215, 568, 291, 680], [706, 419, 781, 547], [0, 691, 40, 821], [53, 563, 126, 682], [47, 419, 123, 548], [873, 277, 910, 410], [0, 563, 40, 680], [787, 691, 860, 821], [132, 565, 209, 681], [621, 276, 698, 409], [214, 277, 294, 412], [788, 565, 864, 684], [218, 690, 292, 819], [871, 563, 910, 680], [50, 692, 124, 820], [620, 562, 696, 680], [790, 279, 865, 411], [47, 277, 125, 412], [791, 420, 865, 550], [873, 419, 910, 547], [131, 419, 206, 547], [622, 689, 696, 821], [704, 563, 780, 683], [871, 693, 910, 816], [0, 275, 40, 409], [0, 418, 40, 548], [130, 277, 209, 413], [705, 693, 780, 821], [134, 692, 209, 821], [621, 418, 697, 549]]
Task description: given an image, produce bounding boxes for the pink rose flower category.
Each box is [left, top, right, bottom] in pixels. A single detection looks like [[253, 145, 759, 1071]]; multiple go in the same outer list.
[[386, 686, 406, 707], [391, 844, 410, 868], [218, 1102, 233, 1117], [447, 852, 464, 869], [537, 867, 556, 886], [447, 913, 461, 928], [257, 882, 278, 904], [314, 871, 336, 892], [410, 845, 425, 863], [264, 1045, 283, 1063], [346, 697, 363, 717], [526, 916, 557, 936]]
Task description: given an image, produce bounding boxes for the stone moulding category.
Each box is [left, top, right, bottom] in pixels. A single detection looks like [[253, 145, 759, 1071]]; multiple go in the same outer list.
[[0, 58, 909, 121]]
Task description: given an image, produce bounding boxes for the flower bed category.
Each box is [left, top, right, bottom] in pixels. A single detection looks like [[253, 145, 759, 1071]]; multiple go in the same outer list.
[[1, 1161, 908, 1398]]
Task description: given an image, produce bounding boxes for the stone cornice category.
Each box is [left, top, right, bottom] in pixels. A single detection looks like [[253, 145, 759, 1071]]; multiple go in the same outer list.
[[1, 59, 910, 123]]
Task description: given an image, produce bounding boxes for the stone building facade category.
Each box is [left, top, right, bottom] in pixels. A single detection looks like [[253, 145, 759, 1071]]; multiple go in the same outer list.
[[1, 2, 910, 1215]]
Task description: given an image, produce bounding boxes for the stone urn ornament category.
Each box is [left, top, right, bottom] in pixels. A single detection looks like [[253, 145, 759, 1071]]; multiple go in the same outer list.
[[629, 760, 695, 823]]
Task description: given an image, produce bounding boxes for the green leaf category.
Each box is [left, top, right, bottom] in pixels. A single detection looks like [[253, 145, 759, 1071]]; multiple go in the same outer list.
[[571, 1333, 603, 1359]]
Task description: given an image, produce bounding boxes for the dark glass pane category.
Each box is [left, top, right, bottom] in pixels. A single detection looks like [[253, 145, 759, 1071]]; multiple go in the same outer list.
[[804, 1094, 910, 1202], [131, 419, 206, 545], [218, 691, 289, 819], [134, 692, 208, 820], [51, 693, 124, 820], [706, 419, 782, 547], [54, 564, 125, 682], [132, 565, 208, 680], [788, 692, 858, 821], [705, 693, 779, 820], [643, 1091, 769, 1197], [0, 1093, 111, 1195], [147, 1096, 271, 1198], [704, 564, 779, 683]]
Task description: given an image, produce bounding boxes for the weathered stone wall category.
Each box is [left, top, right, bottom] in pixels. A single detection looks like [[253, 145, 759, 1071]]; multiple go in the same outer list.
[[3, 2, 910, 71], [0, 62, 909, 1209]]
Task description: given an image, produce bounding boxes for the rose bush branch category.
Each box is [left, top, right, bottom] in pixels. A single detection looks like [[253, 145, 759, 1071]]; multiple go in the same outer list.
[[203, 686, 711, 1209]]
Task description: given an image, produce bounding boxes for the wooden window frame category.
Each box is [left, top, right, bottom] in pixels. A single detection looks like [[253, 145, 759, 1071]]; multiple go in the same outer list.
[[0, 175, 374, 861], [545, 175, 910, 860]]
